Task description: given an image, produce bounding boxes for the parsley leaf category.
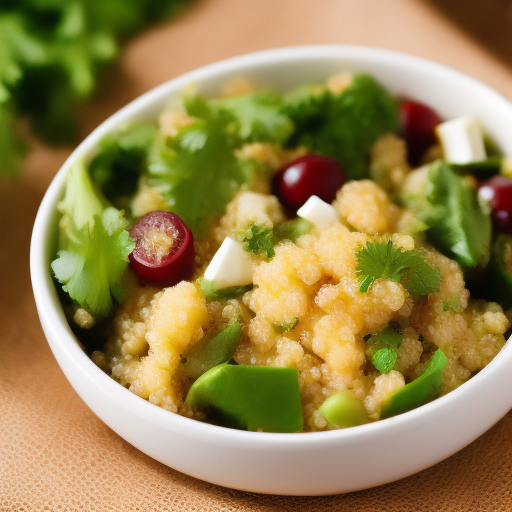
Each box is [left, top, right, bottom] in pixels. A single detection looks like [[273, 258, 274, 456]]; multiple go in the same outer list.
[[356, 240, 442, 298], [282, 74, 398, 179], [209, 89, 294, 144], [52, 208, 135, 318], [148, 110, 247, 238], [420, 161, 492, 269], [52, 163, 135, 318], [89, 123, 158, 206], [0, 103, 27, 177], [238, 223, 276, 259], [365, 327, 402, 374], [0, 0, 190, 176]]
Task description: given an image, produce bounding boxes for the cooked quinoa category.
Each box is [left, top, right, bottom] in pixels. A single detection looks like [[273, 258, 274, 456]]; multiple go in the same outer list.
[[59, 73, 511, 432]]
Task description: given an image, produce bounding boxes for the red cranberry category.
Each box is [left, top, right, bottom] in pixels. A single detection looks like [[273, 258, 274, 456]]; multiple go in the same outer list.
[[478, 175, 512, 234], [272, 155, 346, 209], [399, 100, 442, 164], [129, 211, 195, 286]]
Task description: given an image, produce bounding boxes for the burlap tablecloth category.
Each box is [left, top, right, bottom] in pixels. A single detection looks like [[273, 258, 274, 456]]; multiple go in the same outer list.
[[2, 0, 512, 509]]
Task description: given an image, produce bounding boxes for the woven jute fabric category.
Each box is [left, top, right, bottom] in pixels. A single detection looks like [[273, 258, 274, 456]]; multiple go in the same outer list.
[[2, 0, 512, 509]]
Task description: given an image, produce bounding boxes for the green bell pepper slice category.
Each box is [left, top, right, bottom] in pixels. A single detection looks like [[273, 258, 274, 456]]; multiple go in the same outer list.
[[182, 322, 242, 379], [380, 349, 448, 419], [186, 364, 303, 432]]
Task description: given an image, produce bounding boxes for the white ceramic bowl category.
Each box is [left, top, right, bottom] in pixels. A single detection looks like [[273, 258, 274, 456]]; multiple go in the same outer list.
[[31, 45, 512, 496]]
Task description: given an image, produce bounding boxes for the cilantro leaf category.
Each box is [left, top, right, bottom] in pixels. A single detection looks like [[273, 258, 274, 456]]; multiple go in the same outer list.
[[356, 240, 442, 298], [0, 13, 47, 102], [418, 161, 492, 269], [52, 208, 135, 318], [0, 103, 26, 177], [209, 89, 294, 144], [148, 112, 247, 238], [52, 162, 135, 318], [282, 74, 398, 179], [89, 123, 158, 206], [238, 223, 276, 259], [365, 327, 402, 374], [0, 0, 190, 176]]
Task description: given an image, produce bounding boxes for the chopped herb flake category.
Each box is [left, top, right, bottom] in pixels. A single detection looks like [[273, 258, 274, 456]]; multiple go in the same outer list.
[[238, 223, 276, 259], [274, 318, 299, 333]]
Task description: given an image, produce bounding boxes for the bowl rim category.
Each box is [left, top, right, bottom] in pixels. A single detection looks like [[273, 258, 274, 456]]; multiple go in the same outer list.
[[30, 44, 512, 449]]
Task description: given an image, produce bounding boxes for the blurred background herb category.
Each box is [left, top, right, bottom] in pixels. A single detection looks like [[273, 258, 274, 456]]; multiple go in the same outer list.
[[0, 0, 190, 177]]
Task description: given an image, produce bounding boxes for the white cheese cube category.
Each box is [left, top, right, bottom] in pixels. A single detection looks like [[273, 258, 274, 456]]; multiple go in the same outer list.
[[203, 237, 254, 289], [436, 116, 487, 164], [297, 195, 339, 229]]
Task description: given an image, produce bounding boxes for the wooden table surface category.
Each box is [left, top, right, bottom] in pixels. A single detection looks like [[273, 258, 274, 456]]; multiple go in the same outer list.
[[2, 0, 512, 510]]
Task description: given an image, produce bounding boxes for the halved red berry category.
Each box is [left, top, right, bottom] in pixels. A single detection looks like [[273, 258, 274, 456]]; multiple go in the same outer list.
[[272, 154, 346, 209], [399, 99, 442, 165], [129, 211, 195, 286], [478, 175, 512, 234]]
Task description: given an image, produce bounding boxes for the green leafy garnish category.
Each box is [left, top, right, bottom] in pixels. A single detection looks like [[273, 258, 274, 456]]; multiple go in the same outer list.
[[51, 163, 135, 318], [238, 223, 276, 259], [148, 108, 247, 237], [0, 103, 27, 177], [365, 327, 402, 374], [209, 89, 294, 144], [236, 218, 315, 261], [0, 0, 190, 177], [274, 318, 299, 333], [422, 161, 491, 268], [282, 74, 399, 179], [400, 161, 492, 269], [356, 240, 442, 298], [89, 124, 158, 206]]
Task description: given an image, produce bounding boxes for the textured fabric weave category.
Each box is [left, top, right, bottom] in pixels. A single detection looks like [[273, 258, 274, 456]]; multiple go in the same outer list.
[[2, 0, 512, 509]]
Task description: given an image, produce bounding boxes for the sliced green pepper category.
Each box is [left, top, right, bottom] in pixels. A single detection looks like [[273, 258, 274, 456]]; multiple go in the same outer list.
[[380, 349, 447, 419], [186, 364, 303, 432], [182, 322, 242, 379], [200, 279, 253, 301], [319, 391, 368, 428]]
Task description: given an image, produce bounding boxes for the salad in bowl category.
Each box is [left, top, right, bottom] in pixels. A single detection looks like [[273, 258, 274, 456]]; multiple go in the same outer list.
[[31, 46, 512, 494]]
